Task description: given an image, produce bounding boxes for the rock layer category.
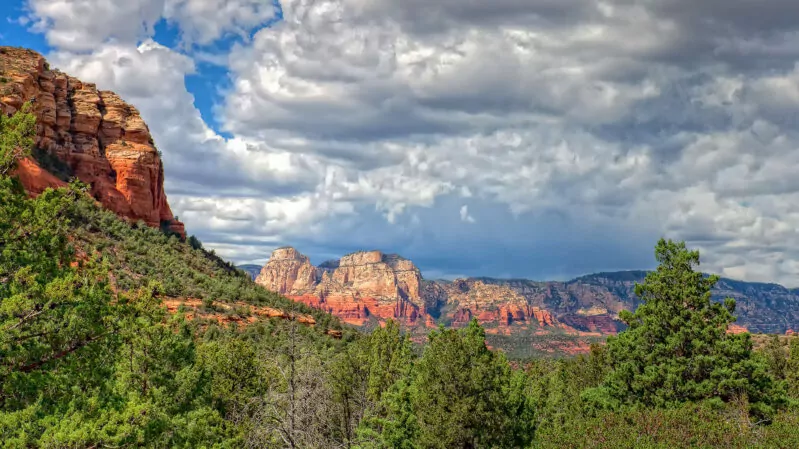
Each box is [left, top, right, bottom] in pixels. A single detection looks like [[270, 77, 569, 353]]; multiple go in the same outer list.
[[255, 248, 569, 331], [0, 47, 184, 236], [256, 248, 426, 326], [253, 248, 799, 337]]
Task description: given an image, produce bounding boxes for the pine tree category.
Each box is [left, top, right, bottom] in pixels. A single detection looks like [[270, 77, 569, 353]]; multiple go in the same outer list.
[[404, 320, 534, 448], [786, 339, 799, 398], [0, 102, 35, 175], [586, 239, 783, 417]]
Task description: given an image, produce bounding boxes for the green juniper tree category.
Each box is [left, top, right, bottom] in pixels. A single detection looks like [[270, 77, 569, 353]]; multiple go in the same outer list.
[[585, 239, 783, 417], [786, 339, 799, 399], [378, 319, 534, 449], [0, 103, 35, 176]]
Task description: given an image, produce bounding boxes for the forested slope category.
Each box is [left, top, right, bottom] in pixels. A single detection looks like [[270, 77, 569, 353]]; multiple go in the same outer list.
[[4, 106, 799, 448]]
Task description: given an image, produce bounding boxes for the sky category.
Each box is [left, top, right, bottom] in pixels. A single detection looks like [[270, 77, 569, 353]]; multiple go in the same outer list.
[[2, 0, 799, 285]]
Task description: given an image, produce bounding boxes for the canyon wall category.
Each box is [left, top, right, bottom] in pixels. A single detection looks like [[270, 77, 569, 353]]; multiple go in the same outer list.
[[255, 247, 584, 333], [256, 248, 429, 326], [0, 47, 184, 236], [252, 248, 799, 338]]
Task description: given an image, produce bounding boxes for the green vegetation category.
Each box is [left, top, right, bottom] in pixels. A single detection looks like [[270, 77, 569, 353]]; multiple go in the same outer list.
[[0, 102, 35, 176], [2, 107, 799, 447], [585, 239, 783, 417]]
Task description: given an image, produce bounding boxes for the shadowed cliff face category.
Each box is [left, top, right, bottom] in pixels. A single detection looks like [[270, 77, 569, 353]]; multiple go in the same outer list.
[[0, 47, 184, 237], [253, 247, 799, 354]]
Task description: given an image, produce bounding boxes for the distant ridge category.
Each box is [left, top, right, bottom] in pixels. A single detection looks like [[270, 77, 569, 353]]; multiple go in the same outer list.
[[237, 264, 263, 280], [244, 247, 799, 356]]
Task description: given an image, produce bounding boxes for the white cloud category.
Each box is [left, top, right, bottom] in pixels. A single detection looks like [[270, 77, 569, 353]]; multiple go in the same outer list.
[[26, 0, 281, 49], [24, 0, 799, 286], [164, 0, 281, 46], [27, 0, 166, 50]]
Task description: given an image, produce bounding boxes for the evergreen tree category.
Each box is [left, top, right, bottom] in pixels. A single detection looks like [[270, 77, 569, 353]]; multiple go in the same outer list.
[[763, 335, 788, 381], [786, 339, 799, 399], [0, 102, 35, 175], [329, 319, 414, 447], [586, 239, 783, 417], [389, 320, 534, 449]]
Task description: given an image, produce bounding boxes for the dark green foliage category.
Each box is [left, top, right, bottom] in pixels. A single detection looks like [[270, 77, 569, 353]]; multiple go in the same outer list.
[[586, 239, 783, 417], [0, 102, 35, 175], [373, 320, 536, 448], [763, 335, 788, 381], [188, 234, 204, 250], [787, 339, 799, 399], [534, 402, 799, 449]]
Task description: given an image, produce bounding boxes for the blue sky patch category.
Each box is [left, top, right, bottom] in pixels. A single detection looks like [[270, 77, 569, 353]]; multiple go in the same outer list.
[[2, 0, 284, 138], [0, 1, 50, 53]]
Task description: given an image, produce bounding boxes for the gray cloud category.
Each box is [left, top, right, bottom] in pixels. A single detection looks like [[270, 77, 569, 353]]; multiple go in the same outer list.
[[26, 0, 799, 286]]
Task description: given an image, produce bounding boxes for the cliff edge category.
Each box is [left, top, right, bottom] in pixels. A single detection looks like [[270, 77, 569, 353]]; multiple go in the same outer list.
[[0, 47, 184, 236]]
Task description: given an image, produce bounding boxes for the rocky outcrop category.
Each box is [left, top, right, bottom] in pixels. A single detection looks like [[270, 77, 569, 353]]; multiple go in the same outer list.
[[437, 279, 559, 328], [256, 248, 427, 326], [252, 248, 799, 339], [255, 248, 566, 331], [13, 157, 67, 195], [256, 247, 318, 294], [0, 47, 184, 236]]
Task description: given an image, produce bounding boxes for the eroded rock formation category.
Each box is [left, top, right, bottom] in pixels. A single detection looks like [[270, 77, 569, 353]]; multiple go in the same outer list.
[[0, 47, 184, 236], [255, 247, 572, 332], [253, 248, 799, 339], [437, 279, 559, 328], [256, 248, 426, 326]]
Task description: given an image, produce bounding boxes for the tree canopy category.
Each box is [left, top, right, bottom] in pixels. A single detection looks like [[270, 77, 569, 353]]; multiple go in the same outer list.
[[585, 238, 784, 417]]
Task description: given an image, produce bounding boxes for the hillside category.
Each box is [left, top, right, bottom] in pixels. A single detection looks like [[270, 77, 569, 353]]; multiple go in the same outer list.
[[0, 52, 357, 446]]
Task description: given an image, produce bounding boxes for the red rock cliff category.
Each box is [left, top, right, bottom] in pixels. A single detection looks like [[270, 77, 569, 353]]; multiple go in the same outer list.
[[0, 47, 184, 236], [253, 247, 567, 332], [438, 279, 559, 328], [255, 247, 318, 293], [255, 248, 427, 326]]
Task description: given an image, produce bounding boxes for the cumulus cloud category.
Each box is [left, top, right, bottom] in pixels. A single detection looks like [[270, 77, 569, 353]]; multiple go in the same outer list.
[[27, 0, 166, 51], [26, 0, 283, 50], [23, 0, 799, 286], [164, 0, 282, 46]]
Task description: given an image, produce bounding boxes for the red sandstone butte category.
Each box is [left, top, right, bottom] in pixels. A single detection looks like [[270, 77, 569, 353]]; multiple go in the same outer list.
[[255, 247, 427, 326], [0, 46, 184, 237], [254, 247, 569, 332]]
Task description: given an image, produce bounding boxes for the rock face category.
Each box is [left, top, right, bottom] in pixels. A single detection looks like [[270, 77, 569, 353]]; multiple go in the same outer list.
[[0, 47, 184, 236], [256, 247, 318, 294], [254, 248, 799, 339], [255, 247, 569, 332], [13, 157, 67, 194], [435, 279, 559, 328], [256, 248, 426, 326]]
